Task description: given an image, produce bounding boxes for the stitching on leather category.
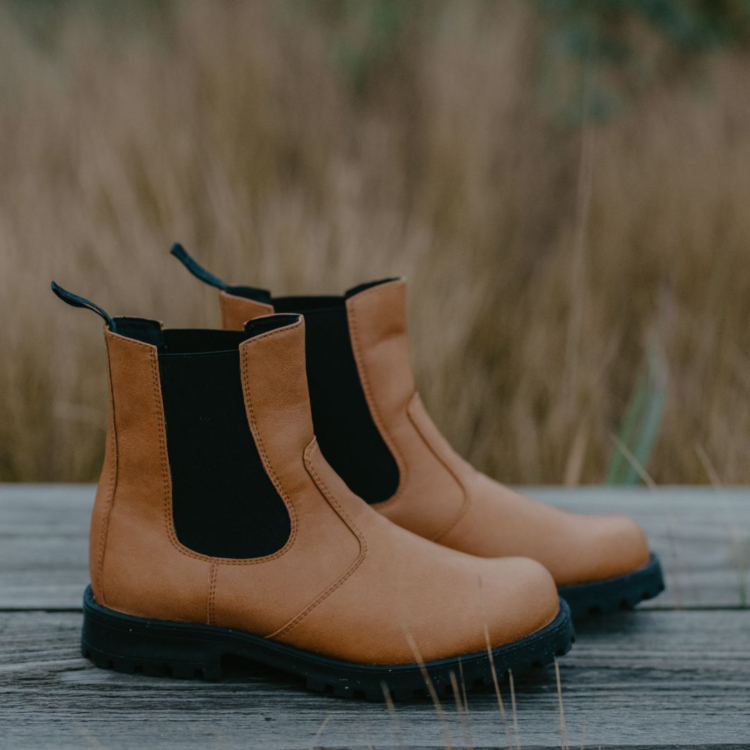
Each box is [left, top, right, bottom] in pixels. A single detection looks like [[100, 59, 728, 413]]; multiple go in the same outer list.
[[100, 334, 157, 602], [113, 334, 159, 352], [148, 322, 302, 566], [207, 564, 218, 625], [268, 440, 368, 640], [406, 394, 473, 543], [150, 345, 181, 568], [96, 332, 120, 606], [107, 323, 306, 577], [346, 287, 408, 506], [236, 323, 302, 559], [219, 293, 231, 331]]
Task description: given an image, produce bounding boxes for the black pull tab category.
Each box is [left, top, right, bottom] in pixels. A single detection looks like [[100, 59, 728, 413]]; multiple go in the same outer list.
[[51, 281, 115, 330], [170, 244, 228, 291]]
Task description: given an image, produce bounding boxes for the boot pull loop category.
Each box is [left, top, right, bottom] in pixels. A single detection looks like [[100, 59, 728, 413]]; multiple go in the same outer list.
[[50, 281, 116, 330], [170, 243, 273, 303], [170, 243, 228, 291]]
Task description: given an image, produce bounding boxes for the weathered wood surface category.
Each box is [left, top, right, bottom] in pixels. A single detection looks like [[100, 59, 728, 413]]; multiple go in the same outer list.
[[1, 485, 749, 749], [1, 609, 749, 749], [1, 485, 748, 610]]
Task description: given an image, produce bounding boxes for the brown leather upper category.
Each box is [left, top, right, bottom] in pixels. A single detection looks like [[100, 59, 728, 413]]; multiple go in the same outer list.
[[219, 281, 651, 586], [219, 290, 273, 331], [91, 317, 560, 664]]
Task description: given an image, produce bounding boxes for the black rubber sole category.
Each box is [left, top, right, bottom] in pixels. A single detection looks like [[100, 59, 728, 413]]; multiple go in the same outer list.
[[81, 587, 575, 701], [558, 553, 665, 619]]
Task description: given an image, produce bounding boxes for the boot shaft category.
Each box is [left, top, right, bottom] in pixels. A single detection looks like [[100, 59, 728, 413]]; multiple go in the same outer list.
[[171, 247, 470, 540], [172, 246, 415, 505], [167, 251, 654, 599], [51, 277, 571, 675], [52, 283, 318, 609]]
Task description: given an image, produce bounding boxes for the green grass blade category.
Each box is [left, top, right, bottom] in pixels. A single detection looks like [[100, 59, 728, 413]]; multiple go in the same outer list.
[[606, 339, 668, 485]]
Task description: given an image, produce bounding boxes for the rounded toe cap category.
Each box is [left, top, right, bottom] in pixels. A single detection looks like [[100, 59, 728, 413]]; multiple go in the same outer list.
[[479, 556, 562, 649], [563, 513, 651, 585], [600, 514, 651, 577]]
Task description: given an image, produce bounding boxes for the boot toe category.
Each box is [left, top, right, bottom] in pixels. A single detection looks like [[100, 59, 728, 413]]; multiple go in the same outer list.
[[563, 513, 651, 585], [598, 514, 651, 579], [480, 556, 561, 649]]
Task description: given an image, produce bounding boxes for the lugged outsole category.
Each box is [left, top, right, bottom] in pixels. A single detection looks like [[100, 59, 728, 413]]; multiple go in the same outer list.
[[81, 587, 575, 701], [558, 553, 666, 619]]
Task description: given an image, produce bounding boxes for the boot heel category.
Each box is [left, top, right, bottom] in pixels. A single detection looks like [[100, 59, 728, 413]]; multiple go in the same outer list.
[[81, 586, 223, 680]]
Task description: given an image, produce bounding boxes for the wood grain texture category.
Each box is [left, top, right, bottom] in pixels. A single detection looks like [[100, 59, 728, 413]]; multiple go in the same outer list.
[[0, 610, 748, 749], [1, 485, 749, 748], [531, 486, 750, 610], [1, 485, 748, 610]]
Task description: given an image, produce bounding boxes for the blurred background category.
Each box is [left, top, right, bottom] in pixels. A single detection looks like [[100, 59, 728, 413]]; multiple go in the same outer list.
[[3, 0, 750, 485]]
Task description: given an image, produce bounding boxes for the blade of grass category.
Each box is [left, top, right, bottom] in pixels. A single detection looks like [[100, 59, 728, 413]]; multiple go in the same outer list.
[[457, 659, 473, 750], [449, 671, 473, 750], [309, 714, 331, 750], [404, 632, 453, 750], [606, 339, 668, 485], [696, 442, 748, 607], [483, 624, 513, 750], [381, 682, 405, 750], [555, 658, 569, 750], [509, 669, 521, 750]]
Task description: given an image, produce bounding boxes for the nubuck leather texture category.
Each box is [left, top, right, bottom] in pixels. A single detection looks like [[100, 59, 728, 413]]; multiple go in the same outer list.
[[169, 246, 665, 617], [51, 280, 575, 698]]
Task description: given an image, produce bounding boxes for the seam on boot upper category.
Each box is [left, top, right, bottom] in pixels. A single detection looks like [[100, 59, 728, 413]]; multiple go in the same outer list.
[[345, 285, 409, 508], [96, 330, 120, 607], [267, 439, 367, 641], [148, 323, 303, 566], [405, 394, 473, 543]]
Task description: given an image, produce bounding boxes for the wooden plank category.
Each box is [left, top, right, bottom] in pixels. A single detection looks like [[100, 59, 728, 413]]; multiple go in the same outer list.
[[0, 485, 93, 610], [0, 609, 748, 749], [531, 486, 750, 610], [1, 485, 748, 610]]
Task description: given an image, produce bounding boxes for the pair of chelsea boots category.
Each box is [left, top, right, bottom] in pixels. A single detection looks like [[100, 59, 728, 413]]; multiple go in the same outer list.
[[51, 245, 664, 701]]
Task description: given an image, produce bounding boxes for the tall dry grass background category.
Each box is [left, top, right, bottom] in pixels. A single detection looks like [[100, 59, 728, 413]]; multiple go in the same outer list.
[[3, 0, 750, 484]]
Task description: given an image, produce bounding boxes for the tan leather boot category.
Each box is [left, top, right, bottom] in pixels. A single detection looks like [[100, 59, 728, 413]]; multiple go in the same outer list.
[[52, 282, 573, 700], [171, 246, 665, 618]]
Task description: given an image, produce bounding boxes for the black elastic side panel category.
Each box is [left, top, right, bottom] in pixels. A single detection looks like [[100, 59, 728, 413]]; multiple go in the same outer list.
[[297, 306, 400, 505], [159, 349, 291, 559], [219, 282, 401, 504], [161, 329, 250, 354], [115, 317, 164, 348], [160, 316, 299, 354]]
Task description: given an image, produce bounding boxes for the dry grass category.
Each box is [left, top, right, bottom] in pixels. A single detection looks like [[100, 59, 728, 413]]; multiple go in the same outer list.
[[3, 0, 750, 483]]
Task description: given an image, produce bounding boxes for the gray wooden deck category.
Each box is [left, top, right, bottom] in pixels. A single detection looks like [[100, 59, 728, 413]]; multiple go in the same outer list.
[[1, 485, 748, 749]]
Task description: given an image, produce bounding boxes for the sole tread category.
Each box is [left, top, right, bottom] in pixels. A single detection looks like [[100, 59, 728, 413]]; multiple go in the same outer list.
[[560, 554, 666, 619], [81, 586, 575, 700]]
